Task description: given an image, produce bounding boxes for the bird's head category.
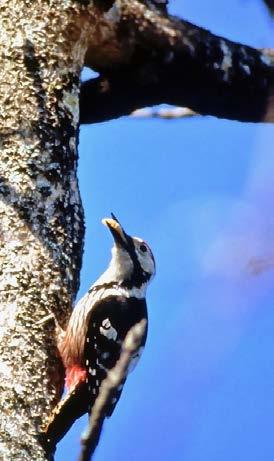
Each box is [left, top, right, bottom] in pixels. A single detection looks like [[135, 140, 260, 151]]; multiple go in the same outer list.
[[101, 214, 155, 293]]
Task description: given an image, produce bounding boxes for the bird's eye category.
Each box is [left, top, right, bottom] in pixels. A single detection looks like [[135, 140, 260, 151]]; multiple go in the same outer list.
[[140, 244, 147, 253]]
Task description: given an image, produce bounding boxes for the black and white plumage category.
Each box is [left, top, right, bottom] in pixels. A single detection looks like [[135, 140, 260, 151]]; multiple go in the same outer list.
[[44, 214, 155, 450]]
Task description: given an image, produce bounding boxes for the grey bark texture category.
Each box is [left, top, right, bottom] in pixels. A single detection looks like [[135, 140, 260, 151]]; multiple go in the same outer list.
[[0, 1, 95, 459], [0, 0, 273, 460], [81, 1, 274, 124]]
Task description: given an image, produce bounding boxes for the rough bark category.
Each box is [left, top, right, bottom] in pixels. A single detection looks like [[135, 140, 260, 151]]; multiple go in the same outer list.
[[0, 1, 96, 459], [81, 1, 274, 124], [0, 0, 272, 459], [0, 1, 173, 459]]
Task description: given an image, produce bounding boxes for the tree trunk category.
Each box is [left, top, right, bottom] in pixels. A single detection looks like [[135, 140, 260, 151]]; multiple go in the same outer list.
[[0, 1, 93, 459], [0, 0, 273, 459]]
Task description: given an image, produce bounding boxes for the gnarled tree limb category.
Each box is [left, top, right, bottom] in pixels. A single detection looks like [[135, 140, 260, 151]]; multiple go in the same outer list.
[[80, 1, 274, 124], [131, 106, 197, 119]]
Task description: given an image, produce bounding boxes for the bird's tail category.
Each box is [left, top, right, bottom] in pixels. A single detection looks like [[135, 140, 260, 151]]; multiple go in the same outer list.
[[40, 381, 90, 456]]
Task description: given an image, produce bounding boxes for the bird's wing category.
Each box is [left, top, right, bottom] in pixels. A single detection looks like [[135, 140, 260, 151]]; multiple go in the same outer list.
[[83, 295, 147, 416]]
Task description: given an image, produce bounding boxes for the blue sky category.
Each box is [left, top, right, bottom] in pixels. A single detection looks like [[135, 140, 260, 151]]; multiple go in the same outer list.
[[57, 1, 274, 460]]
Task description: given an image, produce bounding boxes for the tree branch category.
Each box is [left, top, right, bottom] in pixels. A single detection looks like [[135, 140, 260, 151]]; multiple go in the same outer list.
[[80, 1, 274, 124], [78, 319, 147, 461], [131, 106, 197, 119]]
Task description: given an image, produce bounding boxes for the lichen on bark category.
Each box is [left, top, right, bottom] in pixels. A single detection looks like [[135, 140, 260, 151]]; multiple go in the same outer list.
[[0, 1, 96, 459]]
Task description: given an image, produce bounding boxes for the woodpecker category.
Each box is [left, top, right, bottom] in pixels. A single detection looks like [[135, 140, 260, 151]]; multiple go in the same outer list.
[[44, 214, 155, 451]]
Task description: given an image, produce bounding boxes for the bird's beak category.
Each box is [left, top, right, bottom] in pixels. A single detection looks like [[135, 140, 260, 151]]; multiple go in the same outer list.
[[102, 214, 129, 248]]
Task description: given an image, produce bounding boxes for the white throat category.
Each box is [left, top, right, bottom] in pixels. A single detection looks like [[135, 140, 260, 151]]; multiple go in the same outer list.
[[94, 246, 149, 299], [95, 266, 148, 299]]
